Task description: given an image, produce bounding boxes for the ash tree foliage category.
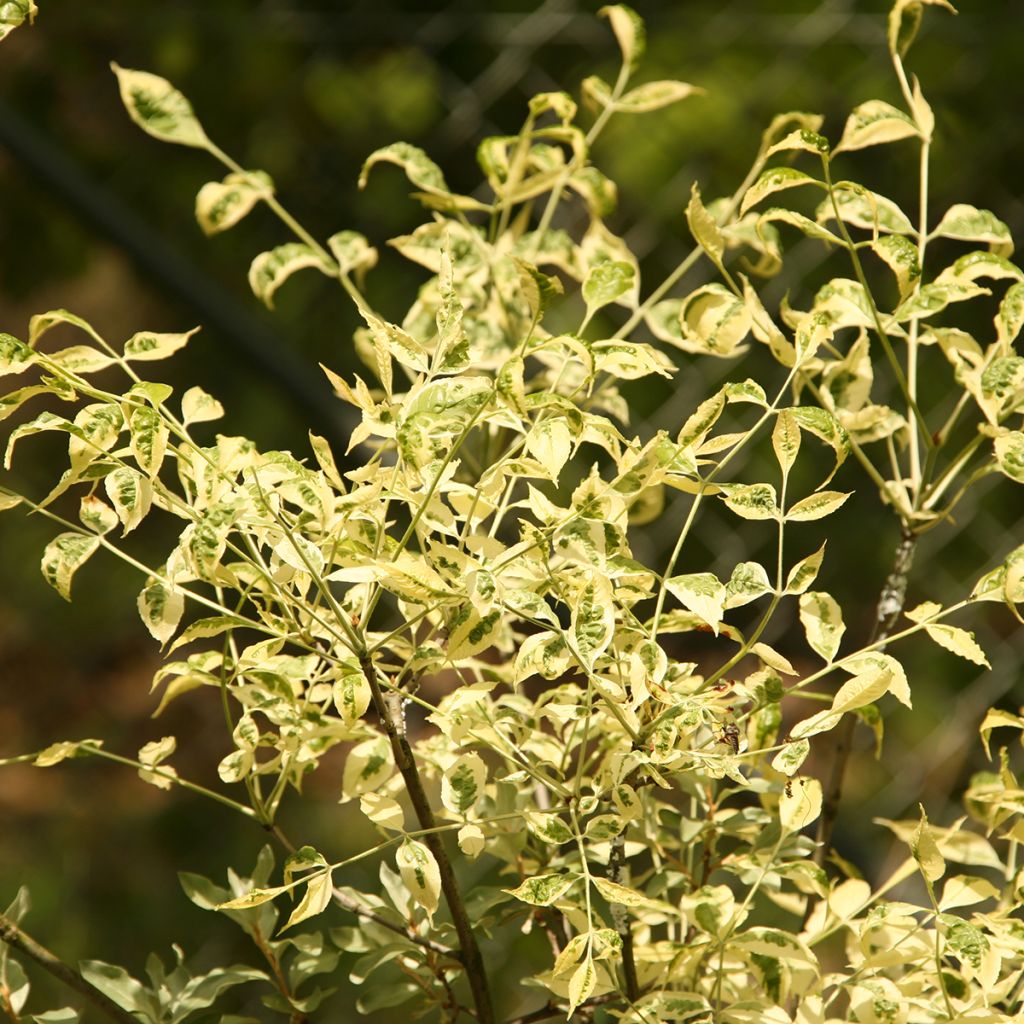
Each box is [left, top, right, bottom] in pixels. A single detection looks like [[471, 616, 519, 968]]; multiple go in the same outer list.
[[2, 2, 1024, 1022]]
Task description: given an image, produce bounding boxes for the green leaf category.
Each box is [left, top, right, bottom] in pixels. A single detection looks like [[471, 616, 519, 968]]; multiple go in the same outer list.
[[664, 572, 726, 635], [195, 171, 273, 235], [110, 64, 209, 149], [359, 141, 448, 194], [599, 4, 645, 70], [786, 490, 850, 522], [40, 532, 100, 601], [395, 839, 441, 919], [78, 962, 152, 1016], [799, 591, 846, 662], [740, 167, 823, 216], [504, 873, 577, 907], [248, 243, 330, 309], [833, 100, 919, 154], [932, 203, 1014, 257], [779, 776, 822, 832], [0, 0, 37, 42], [124, 327, 199, 362]]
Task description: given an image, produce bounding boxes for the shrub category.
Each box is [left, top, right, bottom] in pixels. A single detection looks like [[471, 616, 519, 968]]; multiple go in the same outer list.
[[2, 1, 1023, 1022]]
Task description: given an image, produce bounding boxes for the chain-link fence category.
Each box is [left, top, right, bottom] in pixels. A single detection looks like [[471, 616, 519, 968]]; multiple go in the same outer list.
[[1, 0, 1022, 1007]]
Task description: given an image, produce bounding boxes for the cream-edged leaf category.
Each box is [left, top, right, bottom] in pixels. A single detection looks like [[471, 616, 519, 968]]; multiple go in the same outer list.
[[787, 490, 850, 522], [932, 204, 1014, 257], [441, 753, 487, 815], [137, 576, 184, 645], [195, 171, 273, 235], [395, 839, 441, 918], [123, 327, 199, 362], [833, 100, 919, 154], [111, 64, 209, 148], [281, 870, 334, 932], [249, 243, 330, 309], [181, 386, 224, 426], [41, 532, 100, 601], [924, 624, 989, 666], [779, 777, 822, 832], [504, 873, 577, 907], [799, 591, 846, 662], [723, 483, 778, 521], [0, 0, 36, 42], [740, 167, 822, 216], [665, 572, 726, 634], [615, 80, 702, 112], [599, 4, 645, 70]]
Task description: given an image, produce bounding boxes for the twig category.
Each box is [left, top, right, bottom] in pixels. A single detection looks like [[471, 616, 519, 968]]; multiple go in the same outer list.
[[360, 655, 495, 1024], [0, 913, 140, 1024]]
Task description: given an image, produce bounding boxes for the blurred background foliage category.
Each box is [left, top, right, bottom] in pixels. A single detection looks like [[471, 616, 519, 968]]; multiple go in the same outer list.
[[1, 0, 1022, 1019]]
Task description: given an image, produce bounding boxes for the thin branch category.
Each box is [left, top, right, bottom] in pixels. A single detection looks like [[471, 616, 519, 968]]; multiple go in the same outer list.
[[0, 913, 140, 1024]]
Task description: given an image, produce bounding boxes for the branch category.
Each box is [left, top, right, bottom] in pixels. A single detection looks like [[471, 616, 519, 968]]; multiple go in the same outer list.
[[0, 913, 140, 1024], [360, 656, 495, 1024], [813, 526, 917, 867], [608, 833, 640, 1001]]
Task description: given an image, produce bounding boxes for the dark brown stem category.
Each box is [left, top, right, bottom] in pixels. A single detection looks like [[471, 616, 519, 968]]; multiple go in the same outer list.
[[813, 526, 917, 868], [360, 655, 494, 1024], [608, 834, 640, 1001], [0, 912, 140, 1024]]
